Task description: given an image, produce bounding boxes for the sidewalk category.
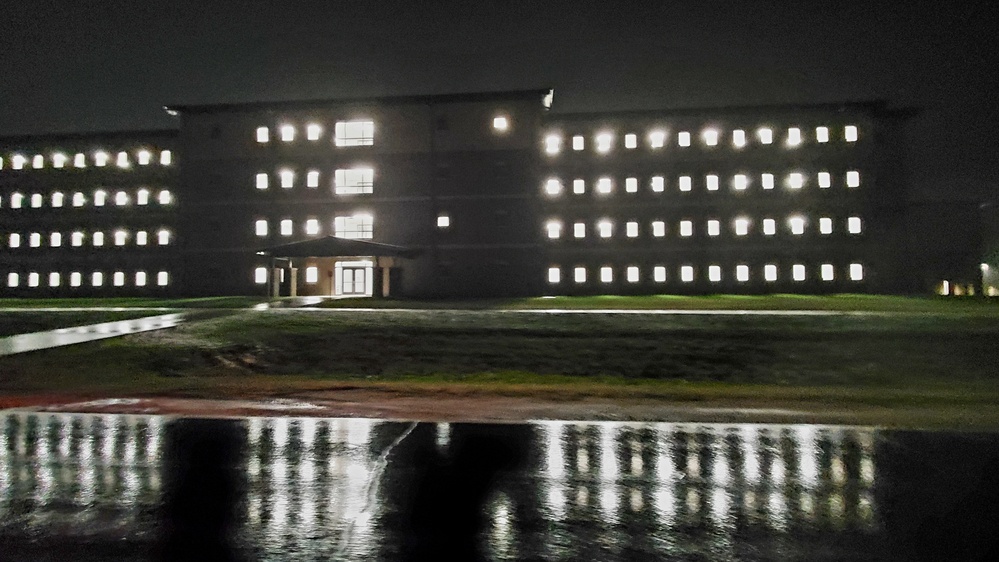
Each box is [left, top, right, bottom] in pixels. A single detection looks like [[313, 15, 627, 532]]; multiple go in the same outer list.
[[0, 313, 184, 356]]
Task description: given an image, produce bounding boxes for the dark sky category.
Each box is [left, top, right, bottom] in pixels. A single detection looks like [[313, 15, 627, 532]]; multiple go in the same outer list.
[[1, 0, 996, 201]]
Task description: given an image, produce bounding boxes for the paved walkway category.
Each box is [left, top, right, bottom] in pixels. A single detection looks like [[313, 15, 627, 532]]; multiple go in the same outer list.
[[0, 313, 184, 356]]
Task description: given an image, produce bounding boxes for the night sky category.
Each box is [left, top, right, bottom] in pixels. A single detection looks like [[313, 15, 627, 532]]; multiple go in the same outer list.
[[1, 0, 996, 202]]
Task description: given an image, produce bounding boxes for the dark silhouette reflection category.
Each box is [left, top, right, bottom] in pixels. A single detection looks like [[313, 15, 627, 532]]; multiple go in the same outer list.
[[159, 418, 245, 562]]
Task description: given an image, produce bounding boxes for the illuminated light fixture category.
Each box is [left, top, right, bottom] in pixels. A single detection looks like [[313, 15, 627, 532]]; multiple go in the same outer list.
[[255, 267, 268, 284], [73, 153, 86, 168], [626, 221, 639, 238], [50, 232, 62, 247], [547, 267, 561, 284], [651, 176, 665, 192], [649, 130, 666, 148], [788, 215, 806, 235], [816, 126, 829, 143], [137, 150, 151, 165], [72, 192, 85, 207], [680, 220, 693, 237], [573, 222, 585, 238], [981, 263, 989, 272], [70, 272, 81, 287], [437, 214, 450, 228], [787, 173, 804, 189], [652, 221, 666, 237], [573, 179, 585, 194], [572, 135, 584, 151], [12, 154, 27, 169], [51, 192, 64, 207], [29, 233, 41, 247], [627, 266, 640, 283], [7, 273, 18, 287], [706, 174, 719, 191], [52, 153, 68, 168], [28, 272, 39, 287], [94, 151, 109, 167], [819, 217, 833, 234], [846, 171, 860, 188], [137, 189, 149, 205], [654, 266, 667, 283], [157, 229, 170, 245], [114, 230, 127, 246], [157, 271, 169, 286], [32, 155, 44, 169], [625, 177, 638, 193], [732, 129, 747, 148], [255, 219, 268, 236], [595, 132, 613, 153], [71, 231, 84, 246], [492, 116, 509, 131], [160, 150, 172, 165], [307, 123, 323, 141], [845, 125, 858, 142], [92, 272, 104, 287], [136, 231, 147, 246], [702, 129, 719, 146], [786, 127, 802, 146], [113, 271, 125, 287], [545, 134, 561, 155], [624, 133, 637, 149], [708, 265, 721, 282], [574, 267, 586, 283], [679, 176, 692, 192], [765, 264, 778, 282], [597, 220, 613, 238], [136, 271, 147, 287], [681, 265, 694, 283], [678, 131, 691, 147], [280, 125, 295, 142], [848, 216, 862, 234], [736, 265, 750, 282], [757, 128, 773, 144], [734, 217, 750, 236], [818, 172, 831, 188], [116, 151, 130, 168], [158, 190, 172, 205], [280, 219, 293, 236], [600, 266, 613, 283], [305, 266, 318, 283], [306, 170, 320, 188], [11, 192, 24, 208], [305, 218, 320, 235], [256, 127, 270, 143], [31, 193, 42, 208], [597, 177, 612, 194], [762, 218, 776, 236], [707, 219, 721, 237], [733, 174, 748, 191], [279, 169, 294, 188], [821, 264, 835, 281], [9, 233, 20, 247], [546, 220, 562, 239], [850, 263, 864, 281], [545, 178, 562, 195], [940, 279, 950, 295], [761, 173, 775, 190], [92, 231, 104, 246], [792, 264, 806, 281], [115, 191, 129, 206]]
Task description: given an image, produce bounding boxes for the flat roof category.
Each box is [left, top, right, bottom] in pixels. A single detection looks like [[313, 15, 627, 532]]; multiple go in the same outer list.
[[547, 100, 919, 121], [0, 129, 178, 145]]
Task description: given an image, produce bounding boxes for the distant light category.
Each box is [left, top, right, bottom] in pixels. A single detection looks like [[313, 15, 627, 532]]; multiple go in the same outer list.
[[734, 217, 750, 236], [702, 129, 719, 146], [32, 155, 44, 169], [845, 125, 859, 142], [788, 215, 806, 235], [595, 132, 612, 153], [787, 172, 804, 189], [306, 218, 320, 235], [733, 174, 748, 191], [653, 266, 667, 283], [116, 151, 130, 168], [94, 151, 109, 167], [981, 263, 990, 272], [572, 135, 584, 151], [437, 214, 450, 228], [846, 171, 860, 188], [625, 177, 638, 193], [818, 172, 831, 188], [545, 134, 562, 155], [307, 123, 323, 141], [762, 218, 776, 236], [545, 178, 562, 195], [627, 266, 640, 283], [652, 221, 666, 237], [493, 116, 509, 131], [848, 217, 862, 234], [706, 174, 719, 191], [573, 222, 585, 238], [678, 131, 691, 147], [255, 267, 268, 284], [792, 264, 806, 282], [786, 127, 802, 146], [651, 176, 665, 192], [679, 220, 693, 237], [624, 133, 637, 149], [280, 125, 295, 142], [597, 177, 612, 194], [708, 265, 721, 282], [820, 217, 833, 234], [649, 130, 666, 149], [256, 173, 269, 190], [546, 220, 562, 239], [256, 126, 270, 143], [137, 150, 151, 165], [574, 267, 586, 283], [679, 176, 692, 192], [732, 129, 747, 148], [600, 266, 613, 283], [822, 264, 835, 281], [597, 219, 612, 238], [573, 179, 585, 194], [851, 263, 864, 281], [52, 152, 67, 168], [757, 128, 773, 145], [707, 219, 720, 236], [761, 173, 775, 190], [626, 221, 638, 238], [681, 266, 694, 283], [816, 126, 829, 143], [736, 265, 749, 282], [764, 264, 778, 282], [548, 267, 561, 284]]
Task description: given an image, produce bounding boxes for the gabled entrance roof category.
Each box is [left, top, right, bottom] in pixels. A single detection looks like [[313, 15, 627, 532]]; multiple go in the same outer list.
[[258, 236, 421, 259]]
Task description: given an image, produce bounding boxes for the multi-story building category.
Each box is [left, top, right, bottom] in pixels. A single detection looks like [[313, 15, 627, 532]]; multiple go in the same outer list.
[[0, 89, 963, 299]]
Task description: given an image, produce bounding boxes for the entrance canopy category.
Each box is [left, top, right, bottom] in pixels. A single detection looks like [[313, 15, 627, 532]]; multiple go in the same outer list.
[[257, 236, 421, 259]]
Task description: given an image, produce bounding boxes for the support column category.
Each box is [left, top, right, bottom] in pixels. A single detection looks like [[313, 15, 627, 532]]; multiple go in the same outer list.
[[271, 268, 281, 298], [381, 267, 391, 298], [289, 268, 298, 298]]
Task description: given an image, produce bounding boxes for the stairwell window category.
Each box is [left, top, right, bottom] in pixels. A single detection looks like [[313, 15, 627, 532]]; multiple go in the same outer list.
[[335, 120, 374, 146], [335, 168, 374, 194]]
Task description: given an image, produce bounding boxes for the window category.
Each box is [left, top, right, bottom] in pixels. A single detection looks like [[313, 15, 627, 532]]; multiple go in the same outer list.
[[255, 267, 268, 284], [93, 232, 104, 246], [787, 173, 804, 189], [256, 127, 270, 143], [280, 125, 295, 142], [70, 272, 81, 287], [573, 222, 585, 238], [654, 266, 667, 283], [114, 230, 127, 246], [305, 218, 320, 235], [652, 221, 666, 237], [11, 193, 23, 208], [574, 267, 586, 283], [649, 130, 665, 148], [545, 134, 561, 155], [572, 135, 584, 150], [624, 134, 637, 149], [818, 172, 831, 188], [116, 152, 129, 168], [437, 215, 450, 229], [595, 132, 612, 153], [706, 174, 719, 191], [50, 232, 62, 247], [71, 231, 84, 246], [626, 266, 640, 283], [792, 264, 806, 282], [765, 264, 778, 282], [8, 233, 20, 248], [787, 127, 802, 146], [708, 265, 722, 283], [820, 217, 833, 234], [845, 125, 858, 142], [707, 220, 720, 237], [135, 271, 147, 287], [51, 192, 64, 207], [280, 169, 294, 189], [52, 153, 67, 168], [597, 220, 612, 238], [30, 233, 41, 247], [548, 267, 561, 284], [846, 171, 860, 188], [137, 189, 150, 205], [702, 129, 719, 146], [334, 213, 374, 239], [113, 271, 125, 286], [159, 190, 172, 205], [734, 217, 750, 236], [678, 131, 691, 147], [28, 272, 39, 287], [600, 266, 613, 283], [32, 155, 44, 169], [280, 219, 293, 236], [115, 191, 129, 206], [848, 216, 862, 234], [736, 264, 750, 282], [72, 192, 85, 207], [307, 123, 322, 141], [334, 168, 374, 194], [256, 173, 269, 189], [651, 176, 665, 192], [137, 150, 151, 165], [307, 170, 320, 188], [850, 263, 864, 281], [493, 116, 509, 131], [305, 266, 319, 283], [573, 179, 585, 194], [136, 231, 147, 246], [679, 176, 692, 192], [12, 154, 26, 169], [761, 173, 775, 190], [545, 179, 561, 195], [596, 177, 612, 194], [757, 128, 773, 144], [763, 218, 776, 236], [255, 220, 268, 236], [92, 272, 104, 287], [821, 264, 835, 281], [681, 266, 694, 283], [94, 190, 107, 206], [788, 216, 807, 235], [625, 177, 638, 193], [732, 129, 747, 148], [816, 126, 829, 143], [157, 229, 170, 245], [335, 120, 375, 146], [733, 174, 748, 191], [7, 273, 18, 287], [31, 194, 42, 208], [157, 272, 169, 286], [74, 153, 86, 168], [94, 151, 109, 167], [160, 150, 172, 165], [546, 220, 562, 239], [626, 221, 639, 238], [680, 220, 693, 237]]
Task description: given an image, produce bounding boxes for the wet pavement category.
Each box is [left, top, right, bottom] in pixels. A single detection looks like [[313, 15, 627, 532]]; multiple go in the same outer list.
[[1, 413, 998, 561], [0, 314, 184, 356]]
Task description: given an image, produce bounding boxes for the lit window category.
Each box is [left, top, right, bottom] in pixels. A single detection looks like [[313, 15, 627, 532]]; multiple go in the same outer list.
[[30, 233, 41, 247], [136, 231, 147, 246], [307, 170, 320, 188], [787, 173, 804, 189], [734, 217, 750, 236], [654, 266, 667, 283], [652, 221, 666, 237], [707, 220, 720, 236], [305, 218, 320, 235], [114, 230, 127, 246], [597, 220, 612, 238], [160, 150, 172, 165], [626, 221, 639, 238], [70, 272, 81, 287], [280, 169, 294, 188], [820, 217, 833, 234], [157, 229, 170, 245], [305, 266, 319, 283], [816, 127, 829, 143], [703, 129, 719, 146], [546, 220, 562, 239], [762, 173, 775, 190], [708, 265, 722, 283], [763, 218, 776, 236], [135, 271, 147, 287], [544, 178, 562, 196], [757, 128, 773, 144], [50, 232, 62, 247], [256, 173, 269, 189], [51, 192, 64, 207], [31, 194, 42, 208], [572, 135, 584, 151], [137, 150, 151, 165], [72, 192, 85, 207], [32, 155, 44, 169], [335, 120, 375, 146], [651, 176, 664, 192], [94, 151, 109, 167], [74, 153, 86, 168], [307, 123, 322, 141], [627, 266, 640, 283], [624, 134, 637, 149], [71, 231, 84, 246], [765, 264, 778, 282], [255, 267, 268, 284], [256, 127, 270, 143], [625, 177, 638, 193], [846, 171, 860, 187], [334, 213, 374, 239], [334, 168, 374, 194], [788, 215, 806, 235], [573, 179, 585, 194], [681, 266, 694, 283], [11, 193, 24, 208], [113, 271, 125, 286], [437, 215, 450, 229], [6, 273, 17, 287], [573, 222, 585, 238], [732, 129, 747, 148], [280, 219, 293, 236], [706, 174, 719, 191], [8, 233, 20, 247], [595, 132, 612, 153], [848, 216, 862, 234], [845, 125, 858, 142], [92, 232, 104, 246], [116, 152, 129, 168], [548, 267, 561, 284], [545, 134, 561, 155], [92, 272, 104, 287], [52, 153, 67, 168], [255, 220, 268, 236], [679, 176, 692, 192], [649, 130, 666, 148], [94, 190, 107, 206], [12, 154, 27, 170], [574, 267, 586, 283], [733, 174, 748, 191], [736, 264, 749, 282], [158, 190, 172, 205], [600, 267, 613, 283], [28, 272, 39, 287], [137, 189, 149, 205], [493, 116, 509, 131], [787, 127, 802, 146], [850, 263, 864, 281], [157, 272, 169, 286], [115, 191, 129, 206], [280, 125, 295, 142], [821, 264, 835, 281], [680, 220, 693, 237], [597, 177, 612, 194], [818, 172, 831, 188], [792, 264, 806, 282], [678, 131, 691, 147]]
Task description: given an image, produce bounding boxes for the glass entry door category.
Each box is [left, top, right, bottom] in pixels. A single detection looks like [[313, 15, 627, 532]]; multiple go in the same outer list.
[[341, 267, 367, 296]]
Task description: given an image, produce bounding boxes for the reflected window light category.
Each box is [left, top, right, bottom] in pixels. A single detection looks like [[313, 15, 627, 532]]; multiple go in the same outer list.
[[114, 230, 128, 246], [597, 177, 612, 194], [136, 231, 147, 246], [758, 127, 773, 144], [30, 233, 41, 247], [818, 172, 831, 188], [816, 126, 829, 143], [706, 174, 719, 191], [157, 229, 170, 245], [7, 273, 18, 287], [845, 125, 859, 142], [28, 272, 39, 287], [50, 232, 62, 247], [94, 151, 109, 167], [649, 130, 666, 148], [306, 170, 320, 188], [678, 131, 691, 147], [627, 266, 640, 283], [157, 271, 169, 286], [787, 127, 802, 146], [158, 190, 172, 204], [32, 154, 44, 169], [137, 189, 149, 205], [574, 267, 586, 283], [680, 220, 693, 237], [113, 271, 125, 286], [651, 176, 665, 192], [71, 231, 84, 246], [679, 176, 692, 192], [255, 173, 269, 189], [595, 132, 612, 153], [72, 192, 85, 207], [546, 220, 562, 239], [793, 264, 806, 281], [305, 266, 319, 283], [848, 216, 862, 234], [254, 267, 268, 284], [280, 125, 295, 142], [707, 219, 720, 236], [160, 150, 172, 165], [763, 218, 776, 235], [765, 264, 778, 282], [94, 190, 107, 206], [437, 214, 450, 229], [625, 177, 638, 193], [9, 233, 21, 247], [280, 219, 293, 236], [70, 272, 81, 287], [821, 264, 835, 281], [305, 218, 320, 235], [597, 220, 613, 238], [548, 267, 561, 284], [733, 174, 749, 190], [307, 123, 322, 141], [787, 172, 804, 189], [626, 221, 639, 238], [624, 133, 637, 149], [573, 179, 585, 194], [52, 152, 67, 168], [545, 134, 562, 155], [135, 271, 147, 286], [256, 126, 270, 143], [762, 173, 775, 190], [846, 171, 860, 187], [573, 222, 585, 238], [708, 265, 722, 282], [115, 191, 129, 205], [820, 217, 833, 234], [788, 215, 807, 235], [545, 178, 562, 195], [732, 129, 747, 147], [654, 266, 667, 282], [652, 220, 666, 237], [116, 151, 129, 168], [734, 217, 750, 236], [702, 128, 719, 146], [31, 193, 43, 208], [279, 169, 294, 188], [255, 219, 268, 236], [137, 150, 151, 165], [51, 192, 64, 207], [493, 116, 509, 131], [92, 272, 104, 286], [850, 263, 864, 281], [572, 135, 584, 151], [600, 266, 613, 283], [93, 231, 104, 246], [74, 153, 86, 167], [681, 265, 694, 282]]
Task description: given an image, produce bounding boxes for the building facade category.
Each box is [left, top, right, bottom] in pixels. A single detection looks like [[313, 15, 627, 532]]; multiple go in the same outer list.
[[0, 89, 964, 299]]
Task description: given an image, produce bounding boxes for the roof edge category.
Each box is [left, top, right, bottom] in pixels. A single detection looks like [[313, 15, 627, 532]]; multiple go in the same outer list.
[[0, 128, 179, 144], [546, 100, 920, 120]]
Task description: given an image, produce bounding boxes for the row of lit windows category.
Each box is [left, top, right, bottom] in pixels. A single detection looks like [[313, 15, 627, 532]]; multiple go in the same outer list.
[[253, 266, 327, 285], [255, 121, 375, 146], [0, 149, 172, 171], [544, 171, 860, 196], [254, 214, 373, 239], [545, 215, 862, 239], [254, 168, 373, 193], [5, 229, 172, 248], [544, 125, 859, 155], [547, 263, 865, 284], [6, 271, 170, 288], [3, 189, 172, 210]]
